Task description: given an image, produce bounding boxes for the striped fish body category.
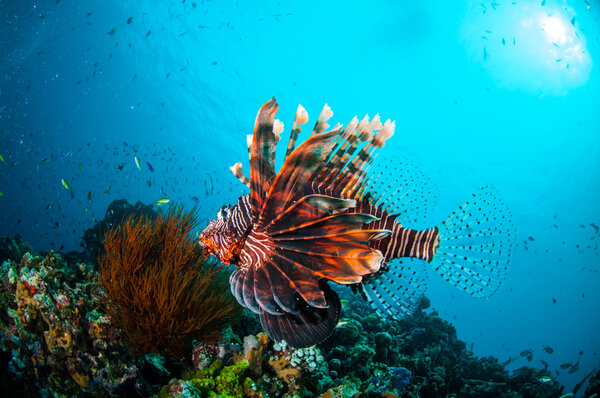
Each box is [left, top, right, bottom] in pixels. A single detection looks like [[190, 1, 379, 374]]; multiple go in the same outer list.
[[199, 98, 514, 348]]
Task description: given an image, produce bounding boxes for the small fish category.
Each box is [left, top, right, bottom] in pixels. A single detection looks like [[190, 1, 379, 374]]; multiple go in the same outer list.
[[552, 297, 557, 304], [61, 179, 74, 198], [541, 0, 546, 6], [155, 198, 170, 206], [0, 153, 5, 162], [540, 359, 549, 368], [560, 362, 572, 369], [126, 16, 133, 24], [569, 358, 581, 374], [146, 30, 152, 37], [520, 349, 533, 361], [543, 345, 554, 354], [134, 156, 142, 171], [502, 357, 518, 366], [538, 376, 552, 383], [108, 28, 116, 36], [87, 191, 92, 201], [41, 158, 50, 163], [0, 190, 3, 197], [59, 151, 72, 158], [61, 178, 71, 190], [502, 38, 506, 45], [146, 161, 154, 172]]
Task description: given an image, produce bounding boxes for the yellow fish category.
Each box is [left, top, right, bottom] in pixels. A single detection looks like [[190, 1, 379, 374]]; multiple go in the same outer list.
[[61, 179, 74, 197], [155, 198, 170, 206], [61, 179, 71, 190]]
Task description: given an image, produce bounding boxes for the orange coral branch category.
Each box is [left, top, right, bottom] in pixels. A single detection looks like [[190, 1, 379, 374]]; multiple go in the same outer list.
[[98, 208, 241, 359]]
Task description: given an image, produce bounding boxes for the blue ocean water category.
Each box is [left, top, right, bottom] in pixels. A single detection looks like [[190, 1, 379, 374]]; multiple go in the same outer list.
[[1, 0, 599, 394]]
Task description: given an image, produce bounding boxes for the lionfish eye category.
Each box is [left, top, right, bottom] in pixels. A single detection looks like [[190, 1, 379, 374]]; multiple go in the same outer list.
[[217, 206, 229, 220]]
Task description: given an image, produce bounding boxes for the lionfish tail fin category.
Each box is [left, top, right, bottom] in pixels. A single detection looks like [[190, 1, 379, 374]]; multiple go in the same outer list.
[[361, 257, 427, 319], [432, 186, 515, 298], [259, 281, 341, 348]]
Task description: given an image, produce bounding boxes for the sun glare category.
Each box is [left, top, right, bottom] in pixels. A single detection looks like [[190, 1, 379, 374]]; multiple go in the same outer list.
[[462, 0, 593, 95], [541, 15, 569, 45]]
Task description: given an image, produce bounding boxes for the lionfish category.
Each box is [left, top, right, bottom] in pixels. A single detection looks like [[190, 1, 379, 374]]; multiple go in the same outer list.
[[200, 98, 514, 348]]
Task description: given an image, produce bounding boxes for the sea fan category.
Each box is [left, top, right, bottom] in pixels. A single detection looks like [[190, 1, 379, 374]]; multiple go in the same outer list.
[[99, 208, 241, 359]]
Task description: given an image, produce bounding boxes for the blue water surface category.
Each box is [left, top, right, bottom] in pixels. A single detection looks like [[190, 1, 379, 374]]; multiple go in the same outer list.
[[1, 0, 599, 394]]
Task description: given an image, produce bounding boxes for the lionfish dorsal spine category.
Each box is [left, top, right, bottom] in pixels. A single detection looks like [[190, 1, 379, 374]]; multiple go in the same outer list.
[[229, 162, 250, 188], [249, 98, 279, 219], [284, 104, 309, 159], [310, 103, 333, 137]]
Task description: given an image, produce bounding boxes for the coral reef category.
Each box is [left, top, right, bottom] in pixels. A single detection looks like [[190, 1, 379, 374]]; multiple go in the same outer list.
[[0, 251, 159, 396], [99, 207, 241, 359], [585, 368, 600, 397], [0, 230, 581, 398], [313, 286, 566, 397], [0, 234, 34, 263]]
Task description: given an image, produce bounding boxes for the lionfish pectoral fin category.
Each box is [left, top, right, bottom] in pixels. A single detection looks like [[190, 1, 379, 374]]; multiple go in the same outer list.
[[253, 266, 282, 315], [259, 281, 341, 348], [433, 186, 515, 298], [361, 257, 427, 319], [361, 155, 439, 228]]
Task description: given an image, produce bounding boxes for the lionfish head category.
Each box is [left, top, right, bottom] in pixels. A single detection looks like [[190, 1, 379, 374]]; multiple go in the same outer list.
[[199, 206, 239, 265]]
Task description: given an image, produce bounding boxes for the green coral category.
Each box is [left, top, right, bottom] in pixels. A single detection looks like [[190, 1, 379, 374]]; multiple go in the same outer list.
[[163, 360, 254, 398]]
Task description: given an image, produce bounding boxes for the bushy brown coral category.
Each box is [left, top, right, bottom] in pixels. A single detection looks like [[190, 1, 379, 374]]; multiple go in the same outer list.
[[99, 208, 240, 359]]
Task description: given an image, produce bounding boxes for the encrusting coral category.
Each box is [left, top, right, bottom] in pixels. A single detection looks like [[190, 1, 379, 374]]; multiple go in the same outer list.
[[98, 207, 241, 359]]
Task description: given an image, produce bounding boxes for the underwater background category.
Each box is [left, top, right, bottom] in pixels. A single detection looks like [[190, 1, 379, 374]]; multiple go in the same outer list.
[[1, 0, 600, 396]]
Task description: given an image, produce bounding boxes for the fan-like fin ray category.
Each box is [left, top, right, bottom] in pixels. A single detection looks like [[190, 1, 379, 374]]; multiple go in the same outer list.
[[361, 257, 427, 319], [432, 186, 515, 298]]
